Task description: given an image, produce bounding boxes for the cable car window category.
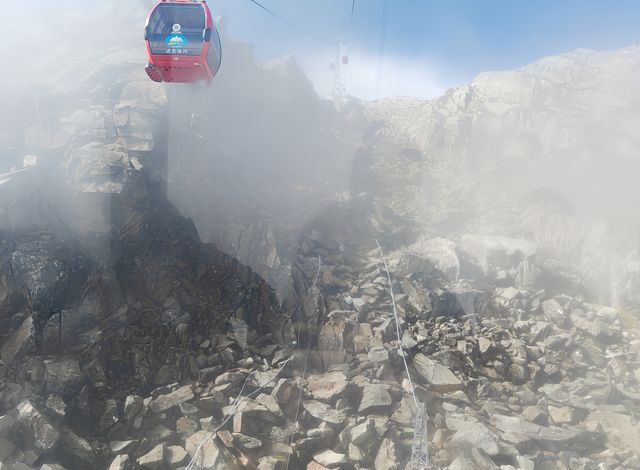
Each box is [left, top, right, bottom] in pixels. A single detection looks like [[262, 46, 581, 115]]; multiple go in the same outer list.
[[206, 27, 222, 76], [148, 4, 206, 56]]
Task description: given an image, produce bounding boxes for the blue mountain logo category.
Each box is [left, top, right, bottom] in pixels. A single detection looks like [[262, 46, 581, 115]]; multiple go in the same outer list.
[[166, 34, 188, 48]]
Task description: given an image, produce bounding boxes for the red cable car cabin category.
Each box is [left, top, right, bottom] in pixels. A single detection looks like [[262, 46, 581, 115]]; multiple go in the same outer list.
[[144, 0, 222, 83]]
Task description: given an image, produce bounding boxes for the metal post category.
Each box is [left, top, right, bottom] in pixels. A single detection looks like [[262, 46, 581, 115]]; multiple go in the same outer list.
[[331, 40, 348, 98], [410, 401, 430, 470]]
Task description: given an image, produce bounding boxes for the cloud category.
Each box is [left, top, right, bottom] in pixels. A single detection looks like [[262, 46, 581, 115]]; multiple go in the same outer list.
[[299, 48, 448, 101]]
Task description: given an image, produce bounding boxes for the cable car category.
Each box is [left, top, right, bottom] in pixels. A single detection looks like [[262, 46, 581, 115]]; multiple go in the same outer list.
[[144, 0, 222, 83]]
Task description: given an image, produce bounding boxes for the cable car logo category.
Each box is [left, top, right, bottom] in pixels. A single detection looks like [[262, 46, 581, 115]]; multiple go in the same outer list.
[[166, 32, 188, 48]]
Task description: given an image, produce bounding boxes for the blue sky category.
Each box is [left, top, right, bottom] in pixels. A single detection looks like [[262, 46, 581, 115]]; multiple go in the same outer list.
[[210, 0, 640, 98]]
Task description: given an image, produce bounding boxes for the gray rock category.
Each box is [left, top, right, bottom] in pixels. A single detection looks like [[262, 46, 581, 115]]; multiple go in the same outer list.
[[39, 465, 67, 470], [167, 445, 189, 466], [585, 410, 640, 453], [272, 378, 300, 405], [44, 359, 83, 396], [215, 371, 246, 387], [491, 414, 578, 450], [232, 433, 262, 451], [302, 401, 346, 426], [256, 456, 286, 470], [185, 431, 239, 469], [446, 413, 501, 456], [109, 440, 137, 453], [522, 406, 548, 425], [65, 142, 130, 194], [307, 372, 350, 402], [149, 385, 194, 413], [1, 316, 35, 364], [457, 235, 536, 284], [313, 449, 347, 468], [99, 399, 119, 431], [176, 416, 199, 439], [413, 354, 463, 392], [15, 400, 60, 456], [0, 437, 15, 460], [233, 398, 278, 425], [548, 405, 577, 424], [391, 397, 416, 426], [255, 393, 284, 420], [449, 457, 477, 470], [58, 428, 94, 467], [449, 448, 498, 470], [374, 437, 400, 470], [0, 415, 15, 437], [137, 443, 165, 469], [541, 299, 566, 326], [12, 464, 37, 470], [391, 237, 460, 281], [350, 418, 376, 447], [107, 455, 129, 470], [123, 395, 144, 421], [368, 347, 390, 363], [358, 384, 392, 414], [45, 395, 67, 418]]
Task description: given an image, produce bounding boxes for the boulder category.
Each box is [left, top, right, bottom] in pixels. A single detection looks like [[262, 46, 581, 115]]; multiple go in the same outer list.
[[491, 414, 579, 450], [15, 400, 60, 456], [307, 372, 350, 402], [541, 299, 566, 326], [0, 438, 15, 461], [167, 445, 189, 467], [586, 410, 640, 453], [446, 413, 501, 456], [0, 415, 15, 437], [312, 449, 347, 468], [137, 443, 165, 469], [149, 385, 194, 413], [44, 359, 84, 396], [412, 354, 463, 392], [358, 384, 392, 414], [58, 428, 94, 468], [374, 437, 400, 470], [185, 431, 239, 469], [457, 234, 536, 284], [302, 401, 346, 426], [1, 316, 35, 364], [232, 433, 262, 451], [272, 378, 300, 405], [391, 237, 460, 281], [107, 455, 129, 470]]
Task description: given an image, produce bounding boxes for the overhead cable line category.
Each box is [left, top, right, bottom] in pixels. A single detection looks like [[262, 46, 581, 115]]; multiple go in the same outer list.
[[376, 0, 389, 98], [350, 0, 356, 22], [245, 0, 322, 42]]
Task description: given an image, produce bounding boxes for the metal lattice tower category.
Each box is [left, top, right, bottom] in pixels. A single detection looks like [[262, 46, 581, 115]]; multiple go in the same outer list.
[[330, 40, 348, 98], [410, 401, 430, 470]]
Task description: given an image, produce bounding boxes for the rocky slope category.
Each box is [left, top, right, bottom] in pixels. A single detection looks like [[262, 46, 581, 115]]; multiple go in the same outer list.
[[1, 21, 640, 470]]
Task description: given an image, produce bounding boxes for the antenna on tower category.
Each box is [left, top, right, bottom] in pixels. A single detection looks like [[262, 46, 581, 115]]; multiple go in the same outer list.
[[329, 40, 349, 99]]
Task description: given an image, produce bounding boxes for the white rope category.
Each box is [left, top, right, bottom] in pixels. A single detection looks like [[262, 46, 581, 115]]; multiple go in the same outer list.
[[185, 357, 292, 470], [309, 255, 321, 294], [376, 239, 419, 408], [285, 255, 321, 470]]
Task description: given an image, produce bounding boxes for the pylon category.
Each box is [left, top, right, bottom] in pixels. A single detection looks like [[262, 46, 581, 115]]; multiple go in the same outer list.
[[410, 401, 430, 470]]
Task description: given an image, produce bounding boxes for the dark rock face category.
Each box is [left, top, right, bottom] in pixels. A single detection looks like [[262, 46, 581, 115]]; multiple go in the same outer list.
[[0, 42, 288, 470]]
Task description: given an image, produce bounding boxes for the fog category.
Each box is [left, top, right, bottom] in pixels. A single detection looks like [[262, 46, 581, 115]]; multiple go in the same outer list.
[[2, 2, 640, 469], [0, 0, 640, 328]]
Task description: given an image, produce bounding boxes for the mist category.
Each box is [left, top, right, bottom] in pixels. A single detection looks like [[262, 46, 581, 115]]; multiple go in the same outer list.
[[2, 2, 640, 470]]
